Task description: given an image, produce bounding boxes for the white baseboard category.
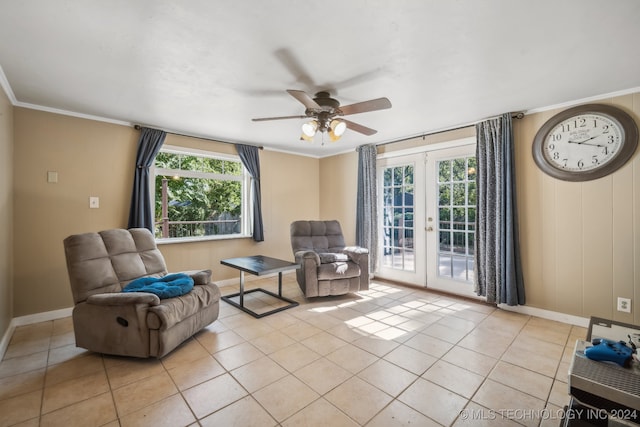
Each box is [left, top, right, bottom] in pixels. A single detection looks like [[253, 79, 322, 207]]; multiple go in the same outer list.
[[0, 322, 15, 362], [497, 303, 590, 328], [11, 307, 74, 327], [0, 307, 73, 361]]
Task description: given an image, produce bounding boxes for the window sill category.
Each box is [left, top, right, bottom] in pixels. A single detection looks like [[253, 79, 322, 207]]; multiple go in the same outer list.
[[156, 234, 253, 245]]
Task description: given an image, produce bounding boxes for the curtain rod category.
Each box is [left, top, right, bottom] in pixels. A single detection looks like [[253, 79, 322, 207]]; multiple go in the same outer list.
[[376, 111, 525, 147], [133, 124, 264, 150]]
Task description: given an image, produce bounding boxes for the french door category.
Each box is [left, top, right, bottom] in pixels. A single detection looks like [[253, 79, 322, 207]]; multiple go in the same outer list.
[[424, 144, 478, 297], [377, 156, 426, 285], [377, 139, 479, 298]]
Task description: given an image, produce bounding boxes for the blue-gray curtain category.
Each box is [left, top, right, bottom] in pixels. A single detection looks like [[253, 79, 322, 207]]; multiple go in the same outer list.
[[356, 144, 378, 273], [475, 114, 525, 305], [236, 144, 264, 242], [128, 127, 167, 231]]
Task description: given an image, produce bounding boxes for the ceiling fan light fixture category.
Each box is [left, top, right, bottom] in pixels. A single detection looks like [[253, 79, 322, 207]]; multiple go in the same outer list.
[[328, 119, 347, 142], [301, 120, 318, 137], [331, 119, 347, 136]]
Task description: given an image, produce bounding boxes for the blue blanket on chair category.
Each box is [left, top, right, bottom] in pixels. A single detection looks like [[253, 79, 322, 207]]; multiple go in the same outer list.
[[122, 273, 194, 299]]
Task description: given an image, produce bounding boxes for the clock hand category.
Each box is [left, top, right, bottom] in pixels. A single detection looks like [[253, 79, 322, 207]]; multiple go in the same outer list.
[[566, 139, 605, 148], [578, 134, 598, 142]]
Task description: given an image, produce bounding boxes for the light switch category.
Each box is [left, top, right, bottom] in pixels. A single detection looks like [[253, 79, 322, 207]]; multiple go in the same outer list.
[[89, 196, 99, 209], [47, 171, 58, 183]]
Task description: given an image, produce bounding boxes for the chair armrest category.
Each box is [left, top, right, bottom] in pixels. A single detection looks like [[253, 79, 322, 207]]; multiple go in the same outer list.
[[343, 246, 369, 264], [293, 250, 320, 297], [174, 269, 212, 285], [294, 250, 320, 265], [86, 292, 160, 306]]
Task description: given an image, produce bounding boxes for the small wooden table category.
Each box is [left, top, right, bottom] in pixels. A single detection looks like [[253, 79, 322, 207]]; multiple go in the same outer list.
[[220, 255, 299, 318]]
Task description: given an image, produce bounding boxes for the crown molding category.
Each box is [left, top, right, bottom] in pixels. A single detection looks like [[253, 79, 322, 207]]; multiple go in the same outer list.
[[0, 65, 17, 104], [14, 100, 133, 127], [525, 86, 640, 114]]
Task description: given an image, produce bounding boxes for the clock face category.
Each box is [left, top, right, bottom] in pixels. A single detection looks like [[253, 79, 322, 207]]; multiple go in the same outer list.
[[532, 104, 639, 182], [542, 113, 623, 172]]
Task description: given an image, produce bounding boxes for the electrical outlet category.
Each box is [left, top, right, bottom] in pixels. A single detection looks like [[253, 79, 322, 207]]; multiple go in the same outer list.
[[617, 297, 631, 313], [89, 196, 99, 209]]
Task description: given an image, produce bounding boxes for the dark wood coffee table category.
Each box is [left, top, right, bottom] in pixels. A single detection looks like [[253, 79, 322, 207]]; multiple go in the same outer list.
[[220, 255, 299, 318]]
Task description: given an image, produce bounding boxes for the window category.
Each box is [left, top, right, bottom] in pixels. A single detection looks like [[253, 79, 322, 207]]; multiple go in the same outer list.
[[381, 164, 415, 271], [152, 146, 251, 241], [437, 156, 476, 282]]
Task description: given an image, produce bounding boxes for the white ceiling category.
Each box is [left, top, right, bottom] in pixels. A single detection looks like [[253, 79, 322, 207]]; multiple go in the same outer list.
[[1, 1, 639, 158]]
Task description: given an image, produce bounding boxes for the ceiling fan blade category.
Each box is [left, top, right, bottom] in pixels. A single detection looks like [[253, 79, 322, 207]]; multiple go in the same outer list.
[[287, 90, 321, 110], [275, 48, 316, 88], [342, 119, 377, 136], [339, 97, 392, 116], [252, 115, 307, 122]]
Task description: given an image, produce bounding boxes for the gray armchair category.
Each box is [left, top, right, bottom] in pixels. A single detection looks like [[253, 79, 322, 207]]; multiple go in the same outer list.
[[63, 228, 220, 358], [290, 220, 369, 297]]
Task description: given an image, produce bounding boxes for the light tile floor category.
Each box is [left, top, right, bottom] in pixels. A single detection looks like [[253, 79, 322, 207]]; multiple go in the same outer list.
[[0, 276, 585, 426]]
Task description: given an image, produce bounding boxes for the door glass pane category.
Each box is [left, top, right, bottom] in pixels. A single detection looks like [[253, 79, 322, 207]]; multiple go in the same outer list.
[[452, 256, 468, 280], [384, 168, 392, 186], [404, 208, 414, 228], [439, 254, 452, 277], [439, 160, 451, 182], [452, 183, 466, 205], [468, 182, 477, 205], [439, 184, 451, 205], [467, 207, 476, 224], [393, 207, 403, 226], [439, 230, 450, 251], [467, 158, 477, 181], [453, 208, 465, 227], [452, 232, 466, 254], [452, 158, 466, 181], [404, 185, 414, 205], [436, 155, 476, 283], [393, 167, 404, 185], [403, 228, 414, 249], [382, 164, 415, 272]]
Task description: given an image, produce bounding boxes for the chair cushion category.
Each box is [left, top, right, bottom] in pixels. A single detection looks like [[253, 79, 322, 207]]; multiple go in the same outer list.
[[123, 273, 194, 299], [64, 228, 168, 303], [290, 220, 347, 253], [147, 283, 221, 330]]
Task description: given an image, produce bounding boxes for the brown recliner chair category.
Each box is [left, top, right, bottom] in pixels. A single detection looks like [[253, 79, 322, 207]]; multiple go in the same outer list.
[[290, 220, 369, 297], [63, 228, 220, 358]]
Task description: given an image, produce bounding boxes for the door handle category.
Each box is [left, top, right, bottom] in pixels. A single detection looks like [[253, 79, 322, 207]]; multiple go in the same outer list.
[[426, 226, 434, 232]]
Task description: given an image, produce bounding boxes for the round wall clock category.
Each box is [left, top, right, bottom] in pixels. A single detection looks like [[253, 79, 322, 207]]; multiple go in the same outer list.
[[532, 103, 638, 181]]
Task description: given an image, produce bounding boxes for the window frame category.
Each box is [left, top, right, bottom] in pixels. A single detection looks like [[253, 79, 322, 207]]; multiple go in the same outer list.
[[151, 144, 253, 244]]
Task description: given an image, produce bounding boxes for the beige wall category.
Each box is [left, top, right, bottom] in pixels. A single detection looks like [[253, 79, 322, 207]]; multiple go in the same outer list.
[[12, 108, 319, 316], [516, 93, 640, 325], [319, 150, 359, 245], [0, 88, 13, 334]]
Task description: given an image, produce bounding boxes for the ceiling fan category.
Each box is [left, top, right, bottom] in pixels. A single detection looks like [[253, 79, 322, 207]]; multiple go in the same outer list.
[[252, 90, 392, 142]]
